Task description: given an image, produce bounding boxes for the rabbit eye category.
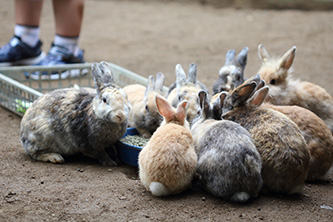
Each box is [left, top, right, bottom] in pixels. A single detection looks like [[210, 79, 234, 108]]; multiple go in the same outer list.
[[270, 79, 276, 85], [145, 105, 149, 111], [103, 97, 107, 103]]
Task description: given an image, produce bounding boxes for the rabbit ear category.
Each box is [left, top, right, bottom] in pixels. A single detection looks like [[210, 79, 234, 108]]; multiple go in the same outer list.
[[155, 95, 174, 121], [236, 47, 248, 70], [176, 100, 188, 121], [278, 46, 296, 70], [187, 63, 197, 84], [231, 82, 257, 107], [92, 61, 115, 94], [249, 86, 269, 107], [219, 91, 227, 106], [225, 49, 236, 65], [258, 44, 271, 63], [256, 79, 266, 91], [212, 91, 227, 119], [155, 72, 165, 92], [245, 73, 261, 85], [146, 75, 155, 91], [198, 90, 210, 115], [144, 75, 155, 101], [176, 64, 187, 88], [198, 91, 207, 109]]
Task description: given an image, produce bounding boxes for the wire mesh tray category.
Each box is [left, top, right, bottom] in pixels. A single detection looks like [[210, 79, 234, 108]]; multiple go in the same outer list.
[[0, 62, 155, 117]]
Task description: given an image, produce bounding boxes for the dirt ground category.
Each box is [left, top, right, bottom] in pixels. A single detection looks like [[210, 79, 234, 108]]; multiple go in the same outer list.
[[0, 0, 333, 221]]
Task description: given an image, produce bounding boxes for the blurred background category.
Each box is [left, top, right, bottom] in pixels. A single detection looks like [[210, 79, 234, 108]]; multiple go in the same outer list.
[[0, 0, 332, 94]]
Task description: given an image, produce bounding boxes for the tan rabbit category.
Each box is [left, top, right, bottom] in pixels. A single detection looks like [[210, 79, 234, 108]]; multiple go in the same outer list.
[[138, 95, 197, 196], [257, 44, 333, 134], [222, 76, 310, 194], [167, 63, 209, 125], [123, 72, 165, 138]]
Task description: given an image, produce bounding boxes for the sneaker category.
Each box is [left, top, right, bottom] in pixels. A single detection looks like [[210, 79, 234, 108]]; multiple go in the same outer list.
[[26, 43, 87, 80], [0, 36, 45, 67]]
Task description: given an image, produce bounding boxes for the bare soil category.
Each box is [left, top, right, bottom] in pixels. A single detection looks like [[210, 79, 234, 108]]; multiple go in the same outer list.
[[0, 0, 332, 221]]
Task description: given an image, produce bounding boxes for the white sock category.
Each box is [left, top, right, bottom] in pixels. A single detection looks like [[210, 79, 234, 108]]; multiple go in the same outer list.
[[54, 35, 80, 56], [14, 25, 40, 48]]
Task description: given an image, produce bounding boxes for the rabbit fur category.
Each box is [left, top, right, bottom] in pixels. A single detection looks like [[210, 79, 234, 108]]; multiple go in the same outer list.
[[20, 61, 131, 166], [167, 63, 208, 125], [138, 95, 197, 196], [123, 72, 165, 138], [191, 90, 262, 202], [167, 63, 209, 97], [212, 47, 248, 94], [221, 75, 310, 194], [250, 78, 333, 181], [257, 44, 333, 134], [263, 103, 333, 181]]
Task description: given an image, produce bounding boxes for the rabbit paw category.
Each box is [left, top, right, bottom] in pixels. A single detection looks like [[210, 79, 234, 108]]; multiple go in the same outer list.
[[100, 159, 118, 166], [36, 153, 65, 164]]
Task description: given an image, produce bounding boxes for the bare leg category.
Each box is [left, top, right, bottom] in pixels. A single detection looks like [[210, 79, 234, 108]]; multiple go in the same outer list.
[[15, 0, 43, 27], [52, 0, 84, 37]]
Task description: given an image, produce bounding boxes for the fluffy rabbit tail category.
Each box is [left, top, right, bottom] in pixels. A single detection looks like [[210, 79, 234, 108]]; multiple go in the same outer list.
[[230, 192, 250, 203], [149, 182, 170, 196]]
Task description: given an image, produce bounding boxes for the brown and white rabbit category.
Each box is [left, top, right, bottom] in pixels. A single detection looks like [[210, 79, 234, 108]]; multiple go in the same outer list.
[[257, 44, 333, 134], [191, 90, 262, 202], [20, 61, 131, 166], [212, 47, 248, 94], [221, 75, 310, 194], [167, 63, 208, 125], [252, 79, 333, 181], [123, 72, 165, 138], [138, 95, 197, 196]]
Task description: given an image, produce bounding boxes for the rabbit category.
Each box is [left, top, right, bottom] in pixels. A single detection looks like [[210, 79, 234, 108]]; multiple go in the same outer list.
[[191, 90, 262, 202], [20, 61, 131, 166], [167, 63, 208, 125], [221, 75, 310, 194], [138, 95, 197, 196], [167, 62, 208, 96], [123, 72, 165, 138], [252, 79, 333, 181], [212, 47, 248, 94], [257, 44, 333, 134]]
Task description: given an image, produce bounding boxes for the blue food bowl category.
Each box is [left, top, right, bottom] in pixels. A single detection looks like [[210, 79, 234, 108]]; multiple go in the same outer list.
[[116, 127, 144, 167]]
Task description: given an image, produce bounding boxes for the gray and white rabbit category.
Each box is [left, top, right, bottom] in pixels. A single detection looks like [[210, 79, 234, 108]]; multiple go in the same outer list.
[[20, 61, 131, 166], [221, 74, 310, 194], [212, 47, 248, 94], [191, 90, 262, 202]]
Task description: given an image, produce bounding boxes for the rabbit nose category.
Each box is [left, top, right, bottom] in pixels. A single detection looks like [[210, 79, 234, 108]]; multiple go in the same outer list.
[[116, 114, 124, 122]]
